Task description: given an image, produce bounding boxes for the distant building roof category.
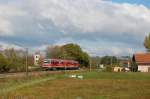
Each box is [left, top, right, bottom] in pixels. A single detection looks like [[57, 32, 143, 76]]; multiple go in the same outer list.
[[133, 53, 150, 64]]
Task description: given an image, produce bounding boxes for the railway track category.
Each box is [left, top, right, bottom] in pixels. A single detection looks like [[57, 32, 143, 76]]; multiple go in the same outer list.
[[0, 70, 84, 79]]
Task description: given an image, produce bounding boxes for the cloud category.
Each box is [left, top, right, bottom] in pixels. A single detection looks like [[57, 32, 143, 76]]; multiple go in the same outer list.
[[53, 38, 141, 56], [16, 0, 149, 47], [29, 0, 150, 36], [84, 46, 134, 56], [0, 4, 26, 36], [0, 0, 150, 56], [0, 42, 23, 50]]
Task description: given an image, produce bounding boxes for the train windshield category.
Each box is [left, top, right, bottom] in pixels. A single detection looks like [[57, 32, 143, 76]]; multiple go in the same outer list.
[[44, 60, 49, 64]]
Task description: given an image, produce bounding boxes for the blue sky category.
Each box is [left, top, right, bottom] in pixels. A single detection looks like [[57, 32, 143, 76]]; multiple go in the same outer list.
[[0, 0, 150, 56], [113, 0, 150, 8]]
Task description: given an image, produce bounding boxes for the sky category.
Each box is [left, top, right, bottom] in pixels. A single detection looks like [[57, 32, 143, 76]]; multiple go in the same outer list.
[[0, 0, 150, 56], [113, 0, 150, 8]]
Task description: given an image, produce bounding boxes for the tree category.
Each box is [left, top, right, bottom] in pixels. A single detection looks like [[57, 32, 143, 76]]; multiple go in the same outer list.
[[0, 48, 33, 72], [27, 55, 34, 66], [0, 53, 9, 72], [62, 43, 89, 67], [90, 56, 101, 69], [131, 56, 138, 72], [144, 34, 150, 52], [46, 46, 62, 59], [100, 56, 119, 72], [130, 60, 138, 72], [100, 56, 118, 66], [4, 48, 25, 72], [46, 43, 90, 67]]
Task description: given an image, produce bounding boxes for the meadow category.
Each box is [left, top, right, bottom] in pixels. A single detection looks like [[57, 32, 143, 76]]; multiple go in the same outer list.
[[0, 71, 150, 99]]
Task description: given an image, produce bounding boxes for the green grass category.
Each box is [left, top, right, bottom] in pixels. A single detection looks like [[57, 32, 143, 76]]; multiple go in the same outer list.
[[0, 73, 65, 93], [80, 71, 150, 80], [0, 71, 150, 99], [0, 76, 55, 93]]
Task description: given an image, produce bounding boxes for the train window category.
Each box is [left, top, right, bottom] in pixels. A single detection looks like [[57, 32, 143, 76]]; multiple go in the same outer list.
[[55, 61, 59, 64], [51, 61, 59, 64], [51, 61, 55, 64], [50, 61, 53, 64], [44, 60, 49, 63]]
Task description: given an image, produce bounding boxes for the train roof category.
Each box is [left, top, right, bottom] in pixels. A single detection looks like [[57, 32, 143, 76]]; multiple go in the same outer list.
[[44, 59, 78, 63]]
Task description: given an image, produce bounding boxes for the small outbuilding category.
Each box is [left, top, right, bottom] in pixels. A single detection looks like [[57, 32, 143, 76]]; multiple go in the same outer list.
[[113, 67, 123, 72], [133, 53, 150, 72]]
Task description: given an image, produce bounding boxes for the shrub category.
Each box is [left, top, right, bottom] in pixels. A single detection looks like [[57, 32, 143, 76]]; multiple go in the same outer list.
[[0, 53, 10, 72]]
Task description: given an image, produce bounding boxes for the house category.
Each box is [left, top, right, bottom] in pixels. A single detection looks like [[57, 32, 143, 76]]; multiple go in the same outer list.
[[133, 53, 150, 72], [34, 51, 41, 66]]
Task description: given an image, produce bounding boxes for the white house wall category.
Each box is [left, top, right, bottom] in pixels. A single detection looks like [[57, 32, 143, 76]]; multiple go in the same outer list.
[[34, 54, 40, 66], [138, 65, 150, 72]]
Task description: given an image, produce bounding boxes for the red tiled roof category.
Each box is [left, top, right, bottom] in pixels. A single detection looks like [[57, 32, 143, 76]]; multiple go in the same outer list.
[[134, 53, 150, 64]]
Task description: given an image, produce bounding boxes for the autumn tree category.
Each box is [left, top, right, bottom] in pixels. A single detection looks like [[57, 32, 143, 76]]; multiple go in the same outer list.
[[46, 43, 90, 67], [46, 46, 63, 59], [0, 47, 36, 72], [4, 48, 25, 72]]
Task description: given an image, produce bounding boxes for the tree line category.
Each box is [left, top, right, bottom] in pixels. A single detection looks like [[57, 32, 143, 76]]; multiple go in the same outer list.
[[0, 48, 34, 73], [91, 56, 139, 72], [0, 33, 149, 73], [0, 43, 90, 72]]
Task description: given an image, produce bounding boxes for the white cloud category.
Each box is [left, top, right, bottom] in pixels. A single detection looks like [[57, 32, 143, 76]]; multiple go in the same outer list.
[[78, 40, 134, 56], [0, 42, 23, 50], [0, 4, 26, 36], [0, 18, 12, 36], [82, 44, 135, 56], [28, 0, 150, 37], [1, 0, 150, 37], [52, 38, 139, 56], [0, 0, 150, 56]]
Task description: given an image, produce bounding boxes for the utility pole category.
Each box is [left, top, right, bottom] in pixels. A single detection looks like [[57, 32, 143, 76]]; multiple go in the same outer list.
[[111, 56, 113, 66], [62, 46, 66, 73], [25, 48, 28, 77], [90, 57, 92, 72], [64, 51, 66, 73]]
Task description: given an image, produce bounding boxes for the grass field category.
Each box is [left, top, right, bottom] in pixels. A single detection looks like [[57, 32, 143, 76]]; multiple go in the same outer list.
[[0, 71, 150, 99]]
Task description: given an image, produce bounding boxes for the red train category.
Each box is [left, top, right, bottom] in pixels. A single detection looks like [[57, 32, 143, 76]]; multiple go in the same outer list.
[[42, 59, 80, 70]]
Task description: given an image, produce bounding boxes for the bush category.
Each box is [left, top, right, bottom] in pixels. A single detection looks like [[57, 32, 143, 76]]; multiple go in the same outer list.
[[0, 53, 10, 72], [103, 65, 113, 72]]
